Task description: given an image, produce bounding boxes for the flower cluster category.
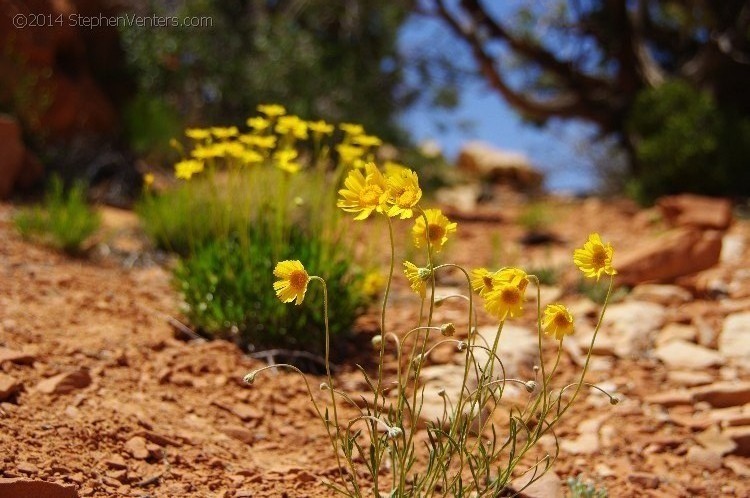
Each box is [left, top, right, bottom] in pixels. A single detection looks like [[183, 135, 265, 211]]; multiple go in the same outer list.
[[171, 104, 387, 180]]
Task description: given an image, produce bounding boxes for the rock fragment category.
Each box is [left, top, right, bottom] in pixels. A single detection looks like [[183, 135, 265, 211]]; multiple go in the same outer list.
[[36, 370, 91, 395], [0, 374, 21, 401]]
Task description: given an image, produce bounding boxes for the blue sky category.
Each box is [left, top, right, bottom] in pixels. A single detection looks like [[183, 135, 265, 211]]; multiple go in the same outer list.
[[397, 9, 600, 193]]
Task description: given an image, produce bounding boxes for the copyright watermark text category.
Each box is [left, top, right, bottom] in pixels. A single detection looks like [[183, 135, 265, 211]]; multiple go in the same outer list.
[[13, 13, 213, 29]]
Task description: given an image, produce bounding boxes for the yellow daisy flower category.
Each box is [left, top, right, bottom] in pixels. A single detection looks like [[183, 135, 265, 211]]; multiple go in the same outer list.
[[412, 208, 457, 252], [353, 134, 383, 148], [257, 104, 286, 118], [246, 116, 270, 131], [308, 120, 334, 136], [573, 233, 617, 281], [361, 271, 384, 298], [143, 173, 154, 188], [210, 126, 239, 139], [185, 128, 211, 140], [174, 159, 204, 180], [386, 169, 422, 219], [276, 115, 308, 140], [403, 261, 431, 298], [470, 268, 496, 297], [483, 269, 529, 321], [191, 144, 223, 160], [336, 143, 365, 165], [340, 122, 365, 136], [241, 150, 264, 165], [273, 149, 301, 173], [273, 260, 310, 305], [542, 304, 575, 340], [337, 162, 388, 220]]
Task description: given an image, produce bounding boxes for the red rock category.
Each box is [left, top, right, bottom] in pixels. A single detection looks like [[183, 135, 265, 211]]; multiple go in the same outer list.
[[627, 472, 660, 489], [0, 115, 24, 198], [658, 194, 733, 230], [103, 455, 128, 470], [617, 228, 722, 285], [692, 381, 750, 408], [124, 436, 149, 460], [0, 347, 36, 365], [686, 445, 723, 471], [0, 477, 78, 498], [36, 370, 91, 394], [512, 470, 563, 498], [0, 374, 21, 401], [136, 430, 181, 447], [221, 425, 255, 445], [724, 426, 750, 456], [457, 141, 543, 191], [212, 400, 262, 422]]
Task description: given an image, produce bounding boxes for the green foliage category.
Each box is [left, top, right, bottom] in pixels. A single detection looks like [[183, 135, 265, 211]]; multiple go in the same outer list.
[[119, 0, 412, 154], [14, 176, 100, 254], [567, 475, 608, 498], [528, 265, 558, 286], [123, 94, 182, 159], [175, 226, 366, 351], [517, 202, 551, 232], [627, 80, 750, 203], [577, 278, 628, 305]]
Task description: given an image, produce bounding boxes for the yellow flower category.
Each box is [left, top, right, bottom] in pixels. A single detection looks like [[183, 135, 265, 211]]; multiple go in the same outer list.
[[573, 233, 617, 281], [240, 134, 277, 149], [191, 144, 223, 160], [273, 148, 301, 173], [470, 268, 496, 297], [174, 159, 204, 180], [337, 162, 388, 220], [185, 128, 211, 140], [257, 104, 286, 117], [246, 116, 270, 131], [308, 120, 334, 136], [218, 141, 245, 158], [241, 150, 264, 165], [542, 304, 575, 340], [483, 268, 529, 321], [276, 115, 308, 140], [353, 134, 383, 148], [403, 261, 431, 298], [386, 169, 422, 219], [340, 122, 365, 136], [336, 143, 365, 165], [273, 260, 310, 305], [361, 271, 384, 298], [412, 208, 457, 252], [143, 173, 154, 188], [210, 126, 239, 139], [384, 161, 408, 176]]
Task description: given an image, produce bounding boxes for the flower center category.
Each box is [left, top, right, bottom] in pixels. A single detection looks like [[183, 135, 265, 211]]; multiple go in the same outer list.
[[427, 223, 446, 242], [289, 270, 308, 291], [482, 275, 493, 290], [592, 247, 607, 269], [397, 188, 417, 207], [500, 286, 520, 305], [359, 185, 383, 206], [553, 313, 570, 327]]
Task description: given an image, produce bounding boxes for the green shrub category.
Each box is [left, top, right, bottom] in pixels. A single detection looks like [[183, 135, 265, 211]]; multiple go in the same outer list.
[[175, 225, 367, 351], [627, 80, 750, 204], [567, 475, 608, 498], [14, 176, 100, 254], [528, 265, 559, 286], [138, 110, 380, 351], [517, 202, 551, 232]]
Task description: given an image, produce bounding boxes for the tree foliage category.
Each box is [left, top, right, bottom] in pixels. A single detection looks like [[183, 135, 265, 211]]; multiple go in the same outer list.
[[421, 0, 750, 198], [120, 0, 415, 147]]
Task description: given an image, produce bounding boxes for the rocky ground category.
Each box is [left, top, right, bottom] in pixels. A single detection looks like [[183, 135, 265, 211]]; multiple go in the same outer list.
[[0, 193, 749, 497]]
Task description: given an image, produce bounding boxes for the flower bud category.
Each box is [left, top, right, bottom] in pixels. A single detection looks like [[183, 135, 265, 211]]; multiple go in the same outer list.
[[412, 354, 424, 369], [457, 341, 467, 352], [524, 380, 537, 393], [371, 334, 383, 350], [437, 387, 446, 397], [387, 426, 403, 439], [320, 382, 329, 391], [441, 323, 456, 337], [243, 371, 257, 385], [610, 396, 620, 405]]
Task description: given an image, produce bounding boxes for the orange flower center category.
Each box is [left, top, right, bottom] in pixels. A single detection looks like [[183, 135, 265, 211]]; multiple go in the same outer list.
[[553, 312, 571, 327], [359, 185, 383, 206], [427, 223, 446, 242], [500, 286, 521, 305], [482, 275, 494, 290], [289, 270, 308, 291], [397, 188, 417, 207], [592, 246, 607, 269]]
